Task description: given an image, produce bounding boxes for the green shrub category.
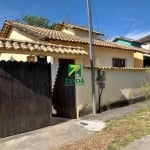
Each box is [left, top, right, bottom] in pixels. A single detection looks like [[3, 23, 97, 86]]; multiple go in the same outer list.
[[141, 69, 150, 99]]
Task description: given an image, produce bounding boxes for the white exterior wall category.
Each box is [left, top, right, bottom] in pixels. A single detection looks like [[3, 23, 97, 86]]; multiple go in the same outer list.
[[95, 49, 134, 67], [8, 28, 36, 42], [100, 69, 145, 105], [0, 53, 29, 62], [60, 27, 99, 39], [83, 47, 134, 68], [61, 28, 75, 35], [76, 68, 146, 117], [74, 29, 99, 39], [142, 44, 150, 50], [0, 53, 55, 63]]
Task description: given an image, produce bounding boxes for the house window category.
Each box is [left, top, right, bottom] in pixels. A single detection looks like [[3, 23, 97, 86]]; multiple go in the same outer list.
[[112, 58, 126, 67]]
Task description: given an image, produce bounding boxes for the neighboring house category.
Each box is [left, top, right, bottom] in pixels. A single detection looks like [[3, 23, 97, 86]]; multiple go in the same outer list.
[[112, 36, 141, 47], [112, 36, 148, 67], [138, 35, 150, 49], [0, 20, 149, 120], [138, 35, 150, 66]]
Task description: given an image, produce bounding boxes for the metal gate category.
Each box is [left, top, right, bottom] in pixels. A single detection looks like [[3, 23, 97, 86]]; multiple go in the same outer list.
[[0, 61, 51, 138]]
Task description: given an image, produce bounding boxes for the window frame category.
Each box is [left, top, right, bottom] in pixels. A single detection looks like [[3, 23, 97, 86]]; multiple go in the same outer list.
[[112, 58, 126, 67]]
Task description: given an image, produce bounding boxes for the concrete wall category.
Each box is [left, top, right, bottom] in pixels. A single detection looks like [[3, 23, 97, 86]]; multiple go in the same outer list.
[[100, 68, 146, 104], [76, 68, 93, 117], [76, 67, 147, 117]]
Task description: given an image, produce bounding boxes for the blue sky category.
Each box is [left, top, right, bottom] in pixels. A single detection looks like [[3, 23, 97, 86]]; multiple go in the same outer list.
[[0, 0, 150, 40]]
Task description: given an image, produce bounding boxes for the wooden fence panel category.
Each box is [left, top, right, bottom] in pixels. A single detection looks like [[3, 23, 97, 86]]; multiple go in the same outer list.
[[0, 61, 51, 138]]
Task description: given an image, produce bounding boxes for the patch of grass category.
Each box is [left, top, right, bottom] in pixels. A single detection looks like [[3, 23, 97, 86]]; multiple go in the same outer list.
[[57, 105, 150, 150], [107, 144, 117, 150]]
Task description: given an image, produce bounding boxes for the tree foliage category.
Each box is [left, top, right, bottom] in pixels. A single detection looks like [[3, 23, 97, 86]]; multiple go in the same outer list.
[[16, 15, 56, 29]]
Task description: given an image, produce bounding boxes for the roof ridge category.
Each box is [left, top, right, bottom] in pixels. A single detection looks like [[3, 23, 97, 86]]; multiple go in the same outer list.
[[5, 20, 51, 30]]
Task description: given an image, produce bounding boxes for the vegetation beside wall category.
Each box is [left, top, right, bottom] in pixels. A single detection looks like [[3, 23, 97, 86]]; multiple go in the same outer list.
[[141, 69, 150, 99]]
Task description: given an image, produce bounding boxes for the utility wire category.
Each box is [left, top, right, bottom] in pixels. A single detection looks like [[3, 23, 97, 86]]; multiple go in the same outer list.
[[92, 0, 101, 33]]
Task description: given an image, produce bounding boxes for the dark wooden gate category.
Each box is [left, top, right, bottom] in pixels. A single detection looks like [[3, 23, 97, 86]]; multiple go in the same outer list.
[[52, 59, 76, 118], [0, 61, 51, 138]]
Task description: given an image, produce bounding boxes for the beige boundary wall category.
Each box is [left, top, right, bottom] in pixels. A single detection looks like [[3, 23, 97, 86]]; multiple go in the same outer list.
[[76, 67, 147, 118]]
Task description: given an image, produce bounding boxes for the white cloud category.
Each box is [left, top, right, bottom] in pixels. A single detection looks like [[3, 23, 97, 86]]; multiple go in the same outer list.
[[125, 30, 150, 40]]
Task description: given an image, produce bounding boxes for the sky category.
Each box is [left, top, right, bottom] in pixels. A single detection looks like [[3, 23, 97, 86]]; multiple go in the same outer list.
[[0, 0, 150, 40]]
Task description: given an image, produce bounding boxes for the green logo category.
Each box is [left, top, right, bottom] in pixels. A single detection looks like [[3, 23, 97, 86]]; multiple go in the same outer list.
[[65, 64, 84, 86], [68, 64, 81, 77]]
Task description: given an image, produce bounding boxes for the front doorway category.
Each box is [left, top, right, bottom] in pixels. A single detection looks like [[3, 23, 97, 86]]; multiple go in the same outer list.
[[52, 59, 76, 118], [144, 55, 150, 67]]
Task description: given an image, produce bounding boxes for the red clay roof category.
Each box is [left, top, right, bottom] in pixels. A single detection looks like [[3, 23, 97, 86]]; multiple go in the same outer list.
[[0, 20, 149, 54], [0, 38, 88, 56]]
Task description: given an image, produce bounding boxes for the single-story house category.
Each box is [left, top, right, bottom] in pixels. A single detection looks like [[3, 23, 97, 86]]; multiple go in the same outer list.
[[112, 36, 142, 47], [0, 20, 149, 120], [138, 35, 150, 49]]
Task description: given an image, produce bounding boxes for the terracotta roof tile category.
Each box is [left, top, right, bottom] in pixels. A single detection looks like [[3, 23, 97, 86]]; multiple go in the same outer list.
[[0, 20, 149, 54], [0, 38, 88, 56]]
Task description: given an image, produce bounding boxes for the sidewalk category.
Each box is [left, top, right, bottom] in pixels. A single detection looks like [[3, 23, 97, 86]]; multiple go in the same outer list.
[[122, 135, 150, 150], [0, 100, 150, 150]]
